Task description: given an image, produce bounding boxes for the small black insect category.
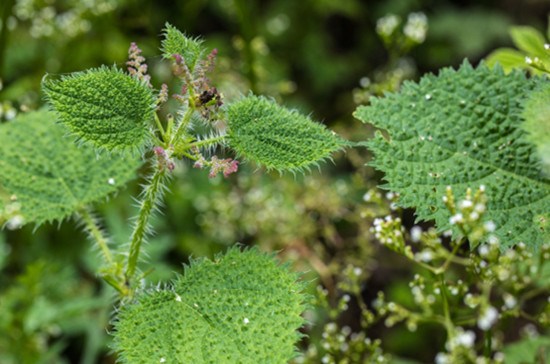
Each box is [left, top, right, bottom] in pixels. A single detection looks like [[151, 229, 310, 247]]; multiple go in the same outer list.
[[197, 87, 223, 107]]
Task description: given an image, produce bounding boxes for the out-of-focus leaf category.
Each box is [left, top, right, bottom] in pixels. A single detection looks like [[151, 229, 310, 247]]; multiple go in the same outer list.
[[486, 48, 527, 73], [510, 26, 548, 60], [502, 336, 550, 364]]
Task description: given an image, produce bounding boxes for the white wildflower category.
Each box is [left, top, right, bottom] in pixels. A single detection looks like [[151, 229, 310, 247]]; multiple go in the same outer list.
[[376, 14, 400, 37], [454, 330, 476, 348], [415, 249, 433, 262], [435, 352, 448, 364], [478, 245, 490, 257], [459, 200, 473, 209], [410, 226, 422, 242], [484, 221, 496, 232], [477, 306, 498, 330], [6, 215, 24, 230], [449, 213, 463, 225], [404, 12, 428, 43], [503, 294, 517, 309]]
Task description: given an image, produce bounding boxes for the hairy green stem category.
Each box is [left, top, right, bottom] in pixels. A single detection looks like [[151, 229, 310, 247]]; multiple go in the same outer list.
[[171, 106, 195, 146], [125, 165, 167, 283], [154, 113, 167, 142], [184, 135, 225, 150], [77, 207, 113, 265]]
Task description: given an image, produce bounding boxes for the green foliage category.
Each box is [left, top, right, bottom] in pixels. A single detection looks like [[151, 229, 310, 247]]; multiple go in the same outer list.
[[114, 248, 306, 364], [522, 83, 550, 176], [509, 26, 548, 60], [0, 259, 112, 364], [502, 335, 550, 364], [43, 67, 155, 151], [0, 110, 140, 227], [354, 62, 550, 249], [426, 8, 512, 68], [227, 95, 349, 173], [161, 23, 204, 71], [486, 24, 550, 74]]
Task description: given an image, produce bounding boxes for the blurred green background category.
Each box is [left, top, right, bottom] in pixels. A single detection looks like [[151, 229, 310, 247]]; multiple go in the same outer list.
[[0, 0, 548, 363]]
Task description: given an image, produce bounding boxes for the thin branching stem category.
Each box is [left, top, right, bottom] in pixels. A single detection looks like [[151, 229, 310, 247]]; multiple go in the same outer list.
[[77, 207, 113, 265], [171, 105, 195, 144], [125, 164, 167, 284], [438, 274, 454, 341], [435, 239, 465, 274], [183, 135, 225, 150], [154, 112, 167, 142]]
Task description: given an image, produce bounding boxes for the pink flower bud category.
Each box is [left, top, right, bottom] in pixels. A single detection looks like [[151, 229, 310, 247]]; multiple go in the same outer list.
[[153, 146, 165, 156]]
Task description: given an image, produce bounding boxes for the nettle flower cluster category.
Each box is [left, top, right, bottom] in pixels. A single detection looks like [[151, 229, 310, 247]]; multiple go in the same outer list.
[[353, 12, 427, 104], [368, 186, 550, 363], [294, 285, 390, 364], [124, 36, 236, 180]]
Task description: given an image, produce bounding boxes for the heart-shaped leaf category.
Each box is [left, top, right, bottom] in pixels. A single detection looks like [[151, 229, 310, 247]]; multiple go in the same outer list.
[[43, 67, 155, 151], [354, 61, 550, 249], [0, 110, 141, 227], [113, 248, 307, 363]]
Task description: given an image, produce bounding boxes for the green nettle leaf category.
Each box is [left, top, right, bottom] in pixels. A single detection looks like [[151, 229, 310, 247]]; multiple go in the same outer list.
[[113, 248, 306, 364], [502, 335, 550, 364], [522, 82, 550, 176], [226, 95, 349, 172], [43, 67, 155, 151], [354, 61, 550, 249], [161, 23, 204, 71], [0, 110, 141, 226]]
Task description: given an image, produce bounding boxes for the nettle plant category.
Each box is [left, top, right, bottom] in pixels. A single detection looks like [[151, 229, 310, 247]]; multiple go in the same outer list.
[[0, 24, 349, 363], [295, 60, 550, 364], [349, 62, 549, 362]]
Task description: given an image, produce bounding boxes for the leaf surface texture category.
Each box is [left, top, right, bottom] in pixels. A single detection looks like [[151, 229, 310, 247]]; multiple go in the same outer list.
[[43, 67, 155, 151], [354, 62, 550, 249], [0, 110, 141, 226], [114, 248, 306, 364]]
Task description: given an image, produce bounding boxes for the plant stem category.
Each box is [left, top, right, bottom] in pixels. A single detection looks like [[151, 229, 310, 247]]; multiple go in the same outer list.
[[439, 274, 454, 341], [77, 207, 113, 265], [483, 329, 492, 358], [154, 112, 167, 142], [125, 164, 167, 284], [171, 106, 195, 145], [435, 239, 464, 274], [183, 135, 225, 150], [0, 0, 15, 80]]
